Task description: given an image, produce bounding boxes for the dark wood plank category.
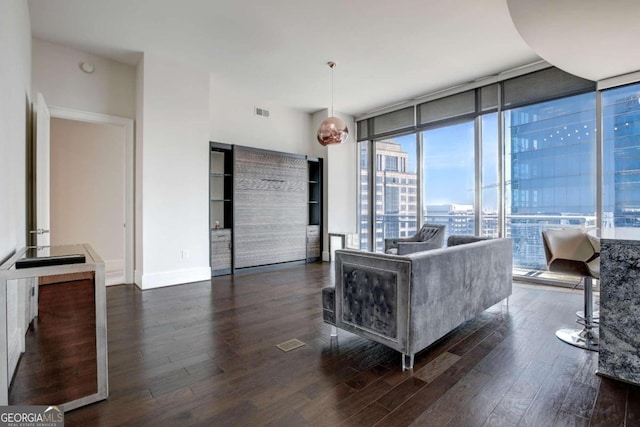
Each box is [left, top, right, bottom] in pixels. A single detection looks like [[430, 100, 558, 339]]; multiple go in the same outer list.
[[483, 360, 550, 425], [627, 384, 640, 426], [343, 402, 390, 426], [590, 376, 628, 427], [518, 355, 580, 426]]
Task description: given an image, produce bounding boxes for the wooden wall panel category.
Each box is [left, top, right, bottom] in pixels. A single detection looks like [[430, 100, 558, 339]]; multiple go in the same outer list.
[[234, 148, 307, 268]]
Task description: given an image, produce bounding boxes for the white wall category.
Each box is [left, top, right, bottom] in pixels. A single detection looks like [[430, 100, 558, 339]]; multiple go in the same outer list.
[[310, 109, 357, 260], [209, 75, 322, 158], [136, 54, 211, 288], [50, 118, 126, 284], [211, 76, 361, 261], [327, 111, 357, 234], [135, 56, 145, 283], [32, 39, 136, 119], [0, 0, 31, 380]]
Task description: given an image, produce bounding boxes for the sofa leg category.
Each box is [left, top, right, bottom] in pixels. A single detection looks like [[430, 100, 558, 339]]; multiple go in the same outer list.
[[402, 354, 414, 371], [330, 325, 338, 338]]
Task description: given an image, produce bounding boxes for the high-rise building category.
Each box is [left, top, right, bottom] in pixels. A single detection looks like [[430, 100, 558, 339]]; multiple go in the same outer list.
[[606, 93, 640, 226], [506, 93, 597, 269], [424, 204, 475, 237], [359, 140, 418, 252]]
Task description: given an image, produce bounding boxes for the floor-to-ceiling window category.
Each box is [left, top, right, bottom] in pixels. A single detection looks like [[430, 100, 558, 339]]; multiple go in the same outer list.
[[373, 135, 418, 252], [602, 83, 640, 228], [357, 141, 370, 250], [481, 113, 500, 237], [422, 121, 476, 239], [505, 93, 597, 271], [355, 67, 640, 285]]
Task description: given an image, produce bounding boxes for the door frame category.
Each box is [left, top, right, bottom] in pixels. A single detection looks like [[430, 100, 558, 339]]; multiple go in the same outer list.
[[48, 106, 135, 284]]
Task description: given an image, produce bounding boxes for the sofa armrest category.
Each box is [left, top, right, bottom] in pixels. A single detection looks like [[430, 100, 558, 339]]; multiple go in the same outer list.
[[385, 235, 419, 252], [333, 249, 412, 353]]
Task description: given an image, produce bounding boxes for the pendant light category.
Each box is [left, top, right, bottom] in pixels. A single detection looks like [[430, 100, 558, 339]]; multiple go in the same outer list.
[[317, 61, 349, 146]]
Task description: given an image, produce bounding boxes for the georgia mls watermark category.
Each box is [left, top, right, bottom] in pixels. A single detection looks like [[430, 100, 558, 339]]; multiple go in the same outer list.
[[0, 406, 63, 427]]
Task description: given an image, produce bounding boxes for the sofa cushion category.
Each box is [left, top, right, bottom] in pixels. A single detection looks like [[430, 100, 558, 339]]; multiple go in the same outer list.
[[447, 235, 490, 247]]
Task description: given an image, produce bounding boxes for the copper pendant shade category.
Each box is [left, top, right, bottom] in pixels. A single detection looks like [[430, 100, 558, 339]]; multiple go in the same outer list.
[[317, 61, 349, 146]]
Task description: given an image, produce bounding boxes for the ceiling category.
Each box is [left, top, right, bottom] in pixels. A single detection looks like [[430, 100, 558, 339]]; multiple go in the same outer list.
[[27, 0, 640, 117]]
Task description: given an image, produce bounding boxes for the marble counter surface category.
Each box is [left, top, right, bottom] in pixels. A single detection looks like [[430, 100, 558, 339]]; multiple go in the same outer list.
[[598, 237, 640, 386], [589, 226, 640, 241]]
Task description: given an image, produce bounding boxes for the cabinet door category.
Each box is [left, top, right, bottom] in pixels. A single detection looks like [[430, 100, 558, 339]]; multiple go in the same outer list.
[[211, 229, 231, 272], [307, 225, 321, 260]]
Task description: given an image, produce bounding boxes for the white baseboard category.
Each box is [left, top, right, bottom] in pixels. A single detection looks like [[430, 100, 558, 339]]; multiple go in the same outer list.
[[8, 328, 22, 379], [106, 274, 125, 286], [134, 266, 211, 290], [105, 259, 124, 286], [322, 251, 330, 262]]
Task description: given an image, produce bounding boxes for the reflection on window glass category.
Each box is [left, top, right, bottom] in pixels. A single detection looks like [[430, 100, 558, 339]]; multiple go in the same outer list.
[[482, 113, 499, 237], [358, 142, 369, 250], [602, 83, 640, 229], [374, 135, 417, 252], [505, 92, 596, 271], [422, 121, 476, 239]]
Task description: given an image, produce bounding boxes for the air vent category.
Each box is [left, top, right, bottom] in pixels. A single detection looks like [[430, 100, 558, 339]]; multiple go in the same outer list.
[[255, 107, 270, 118]]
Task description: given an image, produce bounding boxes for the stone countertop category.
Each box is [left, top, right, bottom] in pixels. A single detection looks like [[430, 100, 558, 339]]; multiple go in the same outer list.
[[598, 236, 640, 386], [588, 227, 640, 242]]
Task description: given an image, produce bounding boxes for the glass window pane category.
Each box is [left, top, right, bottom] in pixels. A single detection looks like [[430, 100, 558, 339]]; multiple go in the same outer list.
[[482, 113, 499, 237], [505, 92, 596, 274], [602, 83, 640, 229], [374, 136, 418, 252], [358, 142, 369, 250], [422, 121, 476, 239]]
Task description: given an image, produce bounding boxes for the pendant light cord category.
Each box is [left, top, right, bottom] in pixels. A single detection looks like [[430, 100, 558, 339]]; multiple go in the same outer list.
[[331, 65, 334, 117], [328, 61, 337, 117]]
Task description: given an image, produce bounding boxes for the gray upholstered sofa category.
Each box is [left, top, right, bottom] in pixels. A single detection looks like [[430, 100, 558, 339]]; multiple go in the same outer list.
[[322, 235, 512, 370]]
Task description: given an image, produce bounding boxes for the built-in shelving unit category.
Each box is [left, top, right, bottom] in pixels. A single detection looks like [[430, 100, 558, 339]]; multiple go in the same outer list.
[[210, 142, 233, 276], [307, 157, 323, 262], [209, 142, 323, 274]]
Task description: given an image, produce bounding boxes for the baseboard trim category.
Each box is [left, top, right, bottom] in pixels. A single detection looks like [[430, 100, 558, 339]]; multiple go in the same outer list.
[[135, 266, 212, 290], [105, 259, 124, 286]]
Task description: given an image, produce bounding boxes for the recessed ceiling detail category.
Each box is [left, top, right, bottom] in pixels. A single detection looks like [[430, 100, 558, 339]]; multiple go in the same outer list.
[[507, 0, 640, 82]]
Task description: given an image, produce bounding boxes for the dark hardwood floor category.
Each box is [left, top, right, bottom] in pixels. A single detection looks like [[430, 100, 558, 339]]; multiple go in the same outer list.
[[24, 262, 640, 426]]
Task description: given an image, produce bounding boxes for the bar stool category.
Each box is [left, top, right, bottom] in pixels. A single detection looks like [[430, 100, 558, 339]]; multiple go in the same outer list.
[[541, 229, 599, 351]]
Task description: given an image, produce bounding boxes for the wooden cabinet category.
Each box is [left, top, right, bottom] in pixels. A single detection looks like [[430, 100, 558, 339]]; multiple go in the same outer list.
[[211, 229, 232, 275], [306, 225, 321, 261]]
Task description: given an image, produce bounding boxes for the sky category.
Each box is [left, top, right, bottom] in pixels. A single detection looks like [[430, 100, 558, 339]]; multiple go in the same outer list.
[[388, 115, 499, 208]]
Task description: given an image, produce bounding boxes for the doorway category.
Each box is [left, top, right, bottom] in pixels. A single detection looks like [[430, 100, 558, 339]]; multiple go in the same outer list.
[[48, 107, 134, 285]]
